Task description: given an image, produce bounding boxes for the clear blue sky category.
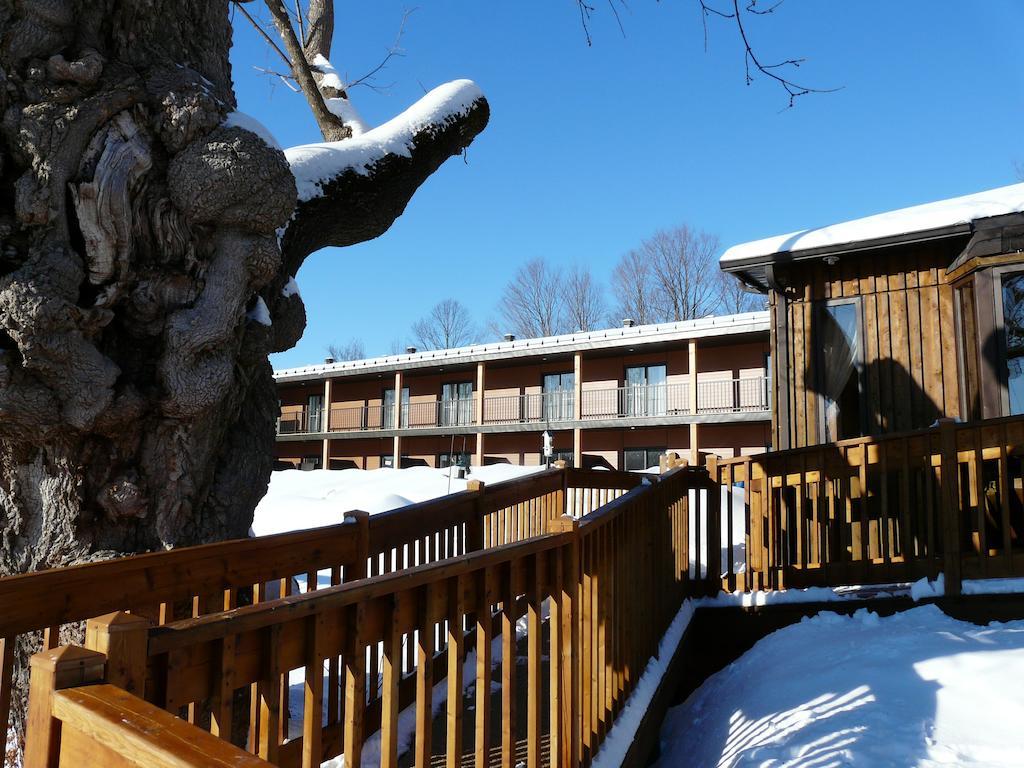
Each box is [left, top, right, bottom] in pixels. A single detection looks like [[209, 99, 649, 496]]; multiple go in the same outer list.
[[228, 1, 1024, 369]]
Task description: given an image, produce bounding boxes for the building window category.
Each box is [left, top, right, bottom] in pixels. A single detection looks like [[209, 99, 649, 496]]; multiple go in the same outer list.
[[542, 372, 575, 422], [1002, 273, 1024, 415], [300, 454, 321, 470], [440, 381, 474, 426], [439, 452, 471, 469], [623, 364, 667, 416], [623, 447, 664, 471], [818, 301, 863, 441], [383, 387, 409, 429]]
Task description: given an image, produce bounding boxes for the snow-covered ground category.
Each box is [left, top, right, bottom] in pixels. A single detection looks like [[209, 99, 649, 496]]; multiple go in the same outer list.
[[655, 605, 1024, 767], [251, 464, 544, 537]]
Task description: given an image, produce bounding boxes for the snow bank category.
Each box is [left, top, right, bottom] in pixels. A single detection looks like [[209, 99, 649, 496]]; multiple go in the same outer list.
[[656, 605, 1024, 767], [721, 182, 1024, 264], [284, 79, 483, 202], [251, 464, 542, 537]]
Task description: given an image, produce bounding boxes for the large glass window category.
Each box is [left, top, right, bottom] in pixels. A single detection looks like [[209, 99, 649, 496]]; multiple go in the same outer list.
[[818, 302, 862, 441], [623, 447, 664, 471], [440, 381, 474, 426], [542, 372, 575, 422], [624, 364, 667, 416], [382, 387, 409, 429], [1002, 274, 1024, 415]]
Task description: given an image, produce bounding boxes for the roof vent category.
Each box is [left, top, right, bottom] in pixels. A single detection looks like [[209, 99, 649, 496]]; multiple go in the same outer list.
[[504, 333, 516, 342], [406, 346, 417, 354], [622, 318, 635, 328], [324, 356, 335, 364]]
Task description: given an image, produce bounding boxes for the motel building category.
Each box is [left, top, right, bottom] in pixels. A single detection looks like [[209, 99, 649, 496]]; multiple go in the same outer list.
[[273, 313, 772, 471]]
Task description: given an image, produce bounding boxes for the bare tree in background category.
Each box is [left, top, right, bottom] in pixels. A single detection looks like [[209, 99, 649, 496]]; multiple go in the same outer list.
[[498, 259, 566, 338], [645, 226, 720, 321], [326, 339, 366, 361], [563, 266, 606, 332], [716, 269, 765, 314], [611, 250, 660, 326], [412, 299, 476, 350]]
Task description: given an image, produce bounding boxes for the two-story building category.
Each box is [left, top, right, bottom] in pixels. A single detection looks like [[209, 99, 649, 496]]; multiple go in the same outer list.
[[273, 312, 772, 470]]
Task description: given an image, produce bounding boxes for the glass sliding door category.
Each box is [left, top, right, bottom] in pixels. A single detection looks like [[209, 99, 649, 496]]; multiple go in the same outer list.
[[307, 394, 323, 432], [382, 387, 409, 429], [542, 372, 575, 422], [624, 364, 667, 416], [441, 381, 473, 426], [818, 302, 863, 441]]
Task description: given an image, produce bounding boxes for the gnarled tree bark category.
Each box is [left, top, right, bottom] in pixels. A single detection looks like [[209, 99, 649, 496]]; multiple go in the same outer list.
[[0, 0, 488, 755]]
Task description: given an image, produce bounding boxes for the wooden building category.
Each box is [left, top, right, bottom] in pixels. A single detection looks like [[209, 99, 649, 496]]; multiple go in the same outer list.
[[273, 313, 772, 470], [720, 183, 1024, 449]]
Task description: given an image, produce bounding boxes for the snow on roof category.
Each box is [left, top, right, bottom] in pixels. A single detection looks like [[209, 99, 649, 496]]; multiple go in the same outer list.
[[720, 182, 1024, 266], [284, 79, 483, 202], [273, 311, 769, 382]]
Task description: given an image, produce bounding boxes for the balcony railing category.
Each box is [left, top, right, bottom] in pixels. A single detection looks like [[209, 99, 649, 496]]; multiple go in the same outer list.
[[278, 377, 770, 435]]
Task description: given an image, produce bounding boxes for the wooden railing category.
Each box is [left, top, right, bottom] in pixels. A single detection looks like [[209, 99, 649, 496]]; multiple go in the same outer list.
[[710, 415, 1024, 595], [1, 466, 640, 760], [24, 466, 718, 768]]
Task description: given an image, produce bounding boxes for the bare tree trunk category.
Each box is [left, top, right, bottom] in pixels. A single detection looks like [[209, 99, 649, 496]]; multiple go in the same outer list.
[[0, 1, 487, 754]]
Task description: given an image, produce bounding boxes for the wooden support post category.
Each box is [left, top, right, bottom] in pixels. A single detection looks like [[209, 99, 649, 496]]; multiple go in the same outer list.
[[302, 614, 327, 768], [474, 569, 494, 768], [381, 596, 401, 768], [466, 480, 485, 553], [689, 339, 699, 464], [445, 577, 465, 768], [574, 352, 583, 468], [526, 555, 543, 768], [704, 459, 722, 596], [476, 362, 486, 466], [547, 515, 580, 768], [392, 370, 403, 468], [347, 509, 370, 582], [24, 646, 106, 768], [415, 586, 435, 768], [84, 611, 151, 698], [343, 603, 366, 768], [939, 419, 963, 596]]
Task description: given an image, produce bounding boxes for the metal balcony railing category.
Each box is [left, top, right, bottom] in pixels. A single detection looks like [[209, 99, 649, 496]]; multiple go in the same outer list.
[[277, 378, 770, 435]]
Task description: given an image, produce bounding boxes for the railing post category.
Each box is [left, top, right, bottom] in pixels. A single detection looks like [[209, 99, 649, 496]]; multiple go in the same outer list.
[[466, 479, 485, 553], [704, 457, 722, 596], [546, 515, 580, 768], [24, 646, 106, 768], [85, 611, 151, 698], [349, 510, 370, 580], [939, 419, 963, 596]]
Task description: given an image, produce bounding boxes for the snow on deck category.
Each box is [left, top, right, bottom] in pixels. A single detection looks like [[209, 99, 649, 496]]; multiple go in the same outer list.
[[284, 79, 483, 202], [656, 604, 1024, 767], [720, 182, 1024, 265], [251, 464, 543, 537]]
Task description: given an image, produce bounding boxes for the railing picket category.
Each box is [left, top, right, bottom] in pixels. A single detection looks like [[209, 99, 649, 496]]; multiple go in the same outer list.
[[527, 553, 543, 768], [501, 561, 518, 768], [256, 624, 282, 762], [445, 577, 465, 768], [999, 425, 1014, 570], [475, 568, 494, 768], [414, 585, 435, 768]]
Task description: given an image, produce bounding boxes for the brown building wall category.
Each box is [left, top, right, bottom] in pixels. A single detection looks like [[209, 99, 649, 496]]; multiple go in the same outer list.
[[771, 238, 967, 450]]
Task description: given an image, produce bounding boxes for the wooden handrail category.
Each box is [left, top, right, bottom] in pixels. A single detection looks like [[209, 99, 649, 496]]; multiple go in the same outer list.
[[1, 466, 640, 758], [85, 466, 721, 768], [708, 414, 1024, 594]]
